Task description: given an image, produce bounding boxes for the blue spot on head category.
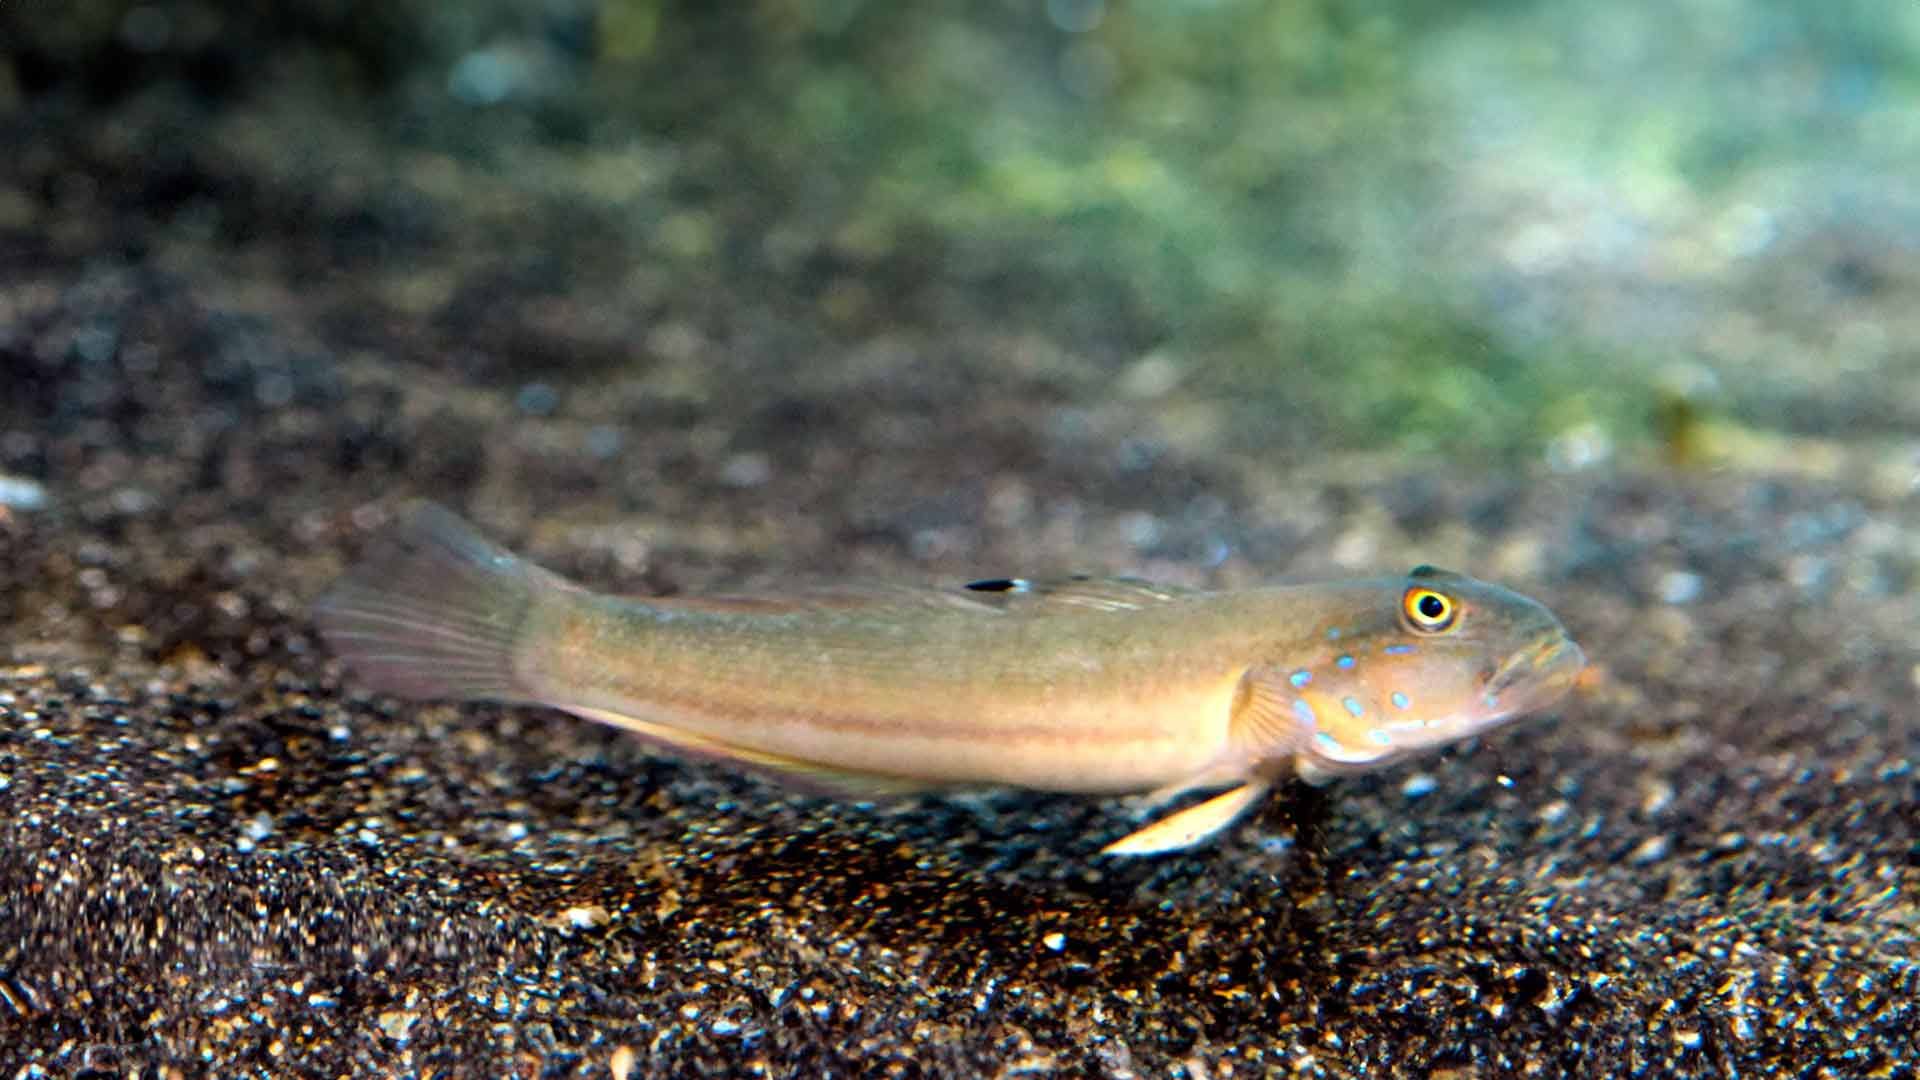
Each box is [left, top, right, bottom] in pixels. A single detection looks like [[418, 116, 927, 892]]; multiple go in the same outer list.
[[1336, 655, 1355, 669], [1289, 670, 1312, 689], [1326, 628, 1341, 641], [1292, 699, 1318, 727], [1391, 691, 1411, 709], [1383, 644, 1416, 656], [1342, 696, 1365, 718], [1314, 731, 1344, 754]]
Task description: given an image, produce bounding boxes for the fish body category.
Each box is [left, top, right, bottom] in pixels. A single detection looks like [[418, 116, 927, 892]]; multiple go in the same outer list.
[[315, 503, 1585, 855]]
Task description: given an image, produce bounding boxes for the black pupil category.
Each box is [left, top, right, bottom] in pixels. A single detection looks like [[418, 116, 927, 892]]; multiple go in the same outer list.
[[1417, 594, 1447, 620]]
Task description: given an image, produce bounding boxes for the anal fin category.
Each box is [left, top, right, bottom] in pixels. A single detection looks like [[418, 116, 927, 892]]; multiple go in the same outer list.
[[565, 705, 938, 799], [1099, 781, 1271, 857]]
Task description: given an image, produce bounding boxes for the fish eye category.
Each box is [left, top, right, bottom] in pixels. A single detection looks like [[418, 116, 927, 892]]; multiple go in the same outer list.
[[1402, 587, 1458, 633]]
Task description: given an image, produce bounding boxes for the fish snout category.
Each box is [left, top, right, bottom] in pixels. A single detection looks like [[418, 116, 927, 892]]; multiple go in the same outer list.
[[1485, 633, 1585, 715]]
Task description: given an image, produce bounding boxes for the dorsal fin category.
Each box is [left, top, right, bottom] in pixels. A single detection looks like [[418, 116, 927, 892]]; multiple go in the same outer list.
[[960, 574, 1202, 613], [649, 575, 1203, 618]]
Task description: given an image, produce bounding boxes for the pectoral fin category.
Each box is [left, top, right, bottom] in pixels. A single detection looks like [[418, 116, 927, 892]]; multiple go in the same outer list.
[[1098, 781, 1271, 857]]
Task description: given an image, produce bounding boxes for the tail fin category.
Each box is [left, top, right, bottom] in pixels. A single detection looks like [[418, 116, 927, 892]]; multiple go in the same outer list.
[[313, 502, 558, 702]]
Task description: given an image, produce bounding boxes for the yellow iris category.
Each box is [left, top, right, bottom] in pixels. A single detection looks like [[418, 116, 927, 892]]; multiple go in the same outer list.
[[1402, 587, 1457, 632]]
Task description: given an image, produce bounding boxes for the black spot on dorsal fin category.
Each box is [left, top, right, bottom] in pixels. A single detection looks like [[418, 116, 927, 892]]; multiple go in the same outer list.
[[962, 575, 1200, 612], [964, 578, 1032, 593]]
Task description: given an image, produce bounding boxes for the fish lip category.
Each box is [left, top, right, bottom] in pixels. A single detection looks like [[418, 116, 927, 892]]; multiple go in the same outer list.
[[1485, 634, 1586, 712]]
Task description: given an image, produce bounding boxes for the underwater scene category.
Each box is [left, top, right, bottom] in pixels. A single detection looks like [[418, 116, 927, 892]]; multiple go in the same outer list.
[[0, 2, 1914, 1074]]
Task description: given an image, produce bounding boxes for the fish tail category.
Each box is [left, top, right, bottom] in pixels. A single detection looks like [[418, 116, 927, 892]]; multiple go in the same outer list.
[[313, 502, 559, 702]]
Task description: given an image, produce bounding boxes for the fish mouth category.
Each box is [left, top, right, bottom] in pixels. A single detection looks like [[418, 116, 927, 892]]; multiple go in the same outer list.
[[1485, 633, 1586, 716]]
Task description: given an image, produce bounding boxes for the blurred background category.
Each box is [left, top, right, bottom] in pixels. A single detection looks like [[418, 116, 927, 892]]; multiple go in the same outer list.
[[6, 1, 1917, 508], [1, 3, 1916, 1075]]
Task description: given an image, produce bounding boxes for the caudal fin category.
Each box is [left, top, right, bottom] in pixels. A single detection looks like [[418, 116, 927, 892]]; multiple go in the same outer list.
[[313, 502, 557, 702]]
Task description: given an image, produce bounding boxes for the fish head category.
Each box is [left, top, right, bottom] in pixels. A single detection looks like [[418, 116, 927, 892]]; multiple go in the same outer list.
[[1269, 566, 1585, 781]]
